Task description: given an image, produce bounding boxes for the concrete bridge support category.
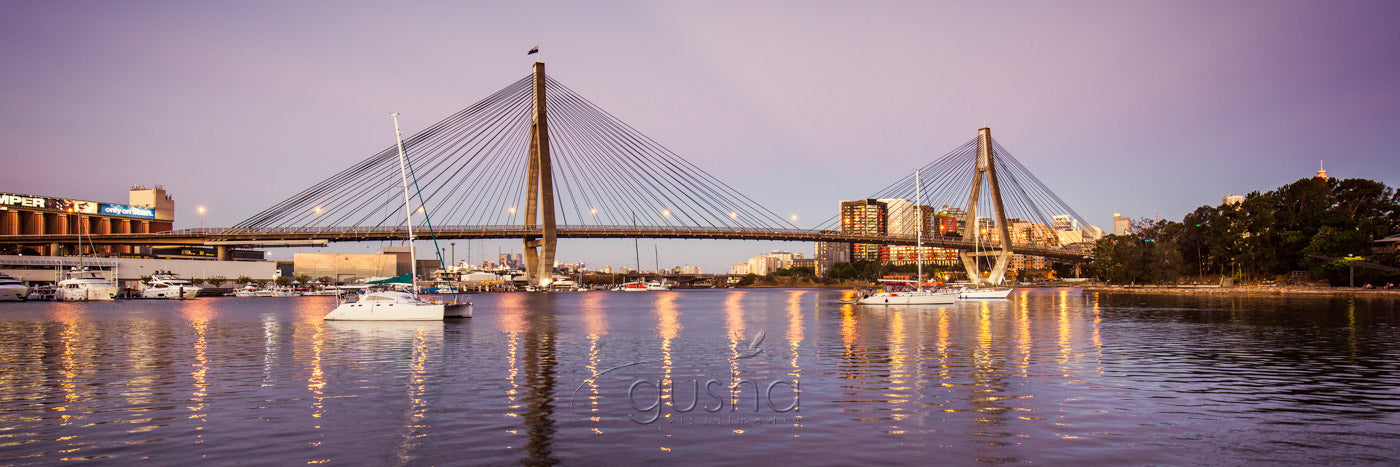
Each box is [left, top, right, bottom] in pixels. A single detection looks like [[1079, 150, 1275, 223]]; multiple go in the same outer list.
[[959, 127, 1015, 286], [522, 62, 558, 288]]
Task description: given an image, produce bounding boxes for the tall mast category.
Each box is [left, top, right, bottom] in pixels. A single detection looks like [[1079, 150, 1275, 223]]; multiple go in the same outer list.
[[916, 169, 923, 292], [392, 113, 418, 295]]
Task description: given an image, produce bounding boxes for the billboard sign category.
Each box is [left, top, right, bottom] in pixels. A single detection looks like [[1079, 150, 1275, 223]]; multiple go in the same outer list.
[[99, 203, 156, 219]]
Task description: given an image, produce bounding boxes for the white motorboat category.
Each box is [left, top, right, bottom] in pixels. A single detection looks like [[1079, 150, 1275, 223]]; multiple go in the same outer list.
[[325, 288, 471, 320], [141, 272, 200, 299], [230, 286, 259, 297], [645, 280, 671, 291], [56, 267, 119, 301], [323, 113, 472, 321], [26, 285, 55, 301], [617, 281, 649, 292], [0, 273, 27, 301], [255, 288, 299, 297], [958, 287, 1013, 300]]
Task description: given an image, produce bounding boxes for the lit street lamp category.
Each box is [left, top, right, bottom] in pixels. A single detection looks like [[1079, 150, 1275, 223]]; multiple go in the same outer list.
[[197, 205, 206, 230]]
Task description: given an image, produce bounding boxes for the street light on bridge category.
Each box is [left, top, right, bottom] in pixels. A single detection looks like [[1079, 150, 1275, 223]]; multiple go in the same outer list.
[[197, 205, 206, 229]]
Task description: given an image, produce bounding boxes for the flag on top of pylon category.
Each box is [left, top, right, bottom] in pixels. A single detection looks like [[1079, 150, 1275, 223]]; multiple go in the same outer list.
[[527, 45, 539, 55]]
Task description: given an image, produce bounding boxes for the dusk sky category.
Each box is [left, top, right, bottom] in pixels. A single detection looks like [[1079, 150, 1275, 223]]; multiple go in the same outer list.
[[3, 1, 1397, 272]]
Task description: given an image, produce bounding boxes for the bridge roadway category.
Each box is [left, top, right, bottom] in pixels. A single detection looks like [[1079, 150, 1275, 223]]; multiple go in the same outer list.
[[0, 225, 1090, 261]]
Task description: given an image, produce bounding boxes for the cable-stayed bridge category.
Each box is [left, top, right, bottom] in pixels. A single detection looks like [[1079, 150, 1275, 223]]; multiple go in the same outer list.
[[1, 62, 1097, 286]]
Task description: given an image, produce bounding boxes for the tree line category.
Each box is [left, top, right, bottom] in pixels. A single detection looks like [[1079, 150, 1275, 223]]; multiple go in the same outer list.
[[1090, 177, 1400, 286]]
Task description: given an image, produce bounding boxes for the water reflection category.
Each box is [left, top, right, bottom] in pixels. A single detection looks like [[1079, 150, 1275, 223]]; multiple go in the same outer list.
[[0, 290, 1396, 464]]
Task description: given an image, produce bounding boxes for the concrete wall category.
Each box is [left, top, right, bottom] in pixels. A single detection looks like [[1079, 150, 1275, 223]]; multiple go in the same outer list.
[[0, 255, 278, 287]]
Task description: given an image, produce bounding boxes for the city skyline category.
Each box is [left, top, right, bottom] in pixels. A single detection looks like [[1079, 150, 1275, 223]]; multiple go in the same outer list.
[[2, 1, 1397, 272]]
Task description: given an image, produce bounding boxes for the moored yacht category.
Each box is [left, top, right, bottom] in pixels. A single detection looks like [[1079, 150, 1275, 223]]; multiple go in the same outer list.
[[856, 280, 958, 305], [141, 272, 200, 299], [56, 267, 119, 301], [325, 288, 472, 320], [0, 273, 27, 301], [322, 113, 473, 321]]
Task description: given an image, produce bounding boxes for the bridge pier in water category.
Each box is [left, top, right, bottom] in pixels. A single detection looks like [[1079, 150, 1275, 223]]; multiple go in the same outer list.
[[959, 127, 1015, 286], [522, 62, 558, 288]]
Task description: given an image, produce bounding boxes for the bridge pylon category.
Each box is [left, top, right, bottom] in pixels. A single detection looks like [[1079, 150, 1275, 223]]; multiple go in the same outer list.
[[959, 127, 1015, 286], [523, 62, 557, 288]]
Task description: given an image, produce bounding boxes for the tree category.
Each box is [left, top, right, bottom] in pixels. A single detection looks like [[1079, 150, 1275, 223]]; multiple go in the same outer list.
[[190, 277, 205, 286], [207, 276, 227, 287], [317, 276, 333, 285], [295, 274, 311, 284], [275, 276, 292, 287], [234, 276, 253, 286]]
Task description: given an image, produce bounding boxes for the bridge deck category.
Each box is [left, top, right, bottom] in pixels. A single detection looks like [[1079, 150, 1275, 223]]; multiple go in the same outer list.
[[0, 226, 1089, 261]]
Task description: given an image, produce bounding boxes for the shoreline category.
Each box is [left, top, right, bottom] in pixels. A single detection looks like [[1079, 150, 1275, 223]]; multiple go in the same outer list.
[[1083, 285, 1400, 297]]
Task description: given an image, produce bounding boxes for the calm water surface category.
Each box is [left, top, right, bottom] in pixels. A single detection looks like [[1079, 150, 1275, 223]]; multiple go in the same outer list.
[[1, 289, 1398, 464]]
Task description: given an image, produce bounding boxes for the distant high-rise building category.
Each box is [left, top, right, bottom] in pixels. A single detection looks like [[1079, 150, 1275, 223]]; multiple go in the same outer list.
[[938, 206, 968, 235], [1051, 215, 1078, 232], [840, 199, 887, 261], [814, 240, 851, 277], [1221, 194, 1245, 206], [1113, 213, 1132, 236]]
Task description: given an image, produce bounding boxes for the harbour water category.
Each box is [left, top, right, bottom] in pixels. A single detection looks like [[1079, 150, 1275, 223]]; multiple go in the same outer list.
[[1, 289, 1397, 464]]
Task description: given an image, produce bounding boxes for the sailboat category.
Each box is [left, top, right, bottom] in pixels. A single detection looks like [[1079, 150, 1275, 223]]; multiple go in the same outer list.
[[857, 169, 958, 305], [324, 114, 472, 321]]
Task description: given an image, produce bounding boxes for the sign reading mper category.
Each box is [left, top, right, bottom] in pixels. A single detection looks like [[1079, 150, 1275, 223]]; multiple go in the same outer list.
[[99, 204, 155, 219]]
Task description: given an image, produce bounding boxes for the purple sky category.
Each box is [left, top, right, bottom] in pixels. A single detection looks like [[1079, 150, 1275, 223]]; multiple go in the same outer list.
[[3, 1, 1398, 272]]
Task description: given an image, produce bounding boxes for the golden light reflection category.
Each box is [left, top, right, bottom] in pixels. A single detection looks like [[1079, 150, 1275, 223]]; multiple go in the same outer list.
[[581, 291, 608, 430], [505, 331, 521, 420], [975, 301, 993, 369], [785, 290, 805, 431], [306, 318, 326, 430], [936, 310, 950, 385], [56, 307, 79, 427], [395, 327, 432, 463], [181, 300, 214, 444], [725, 290, 747, 409], [654, 293, 680, 422], [888, 309, 910, 425], [1057, 289, 1072, 374], [1018, 290, 1031, 377]]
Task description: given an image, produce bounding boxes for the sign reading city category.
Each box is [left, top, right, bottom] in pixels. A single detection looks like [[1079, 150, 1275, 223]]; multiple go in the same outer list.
[[99, 203, 156, 219]]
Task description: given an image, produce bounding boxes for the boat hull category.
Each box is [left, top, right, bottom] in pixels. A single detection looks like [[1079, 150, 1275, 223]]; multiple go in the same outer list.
[[57, 285, 119, 301], [142, 286, 201, 300], [324, 298, 472, 321], [958, 288, 1013, 300], [0, 285, 26, 301], [857, 291, 957, 305]]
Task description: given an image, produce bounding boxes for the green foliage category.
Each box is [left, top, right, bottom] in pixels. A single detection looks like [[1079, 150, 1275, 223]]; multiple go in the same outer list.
[[207, 276, 227, 287], [189, 277, 205, 286], [234, 276, 252, 286], [735, 274, 758, 287], [768, 266, 815, 278], [275, 276, 292, 287], [1091, 177, 1400, 284], [317, 276, 333, 284], [295, 274, 311, 284]]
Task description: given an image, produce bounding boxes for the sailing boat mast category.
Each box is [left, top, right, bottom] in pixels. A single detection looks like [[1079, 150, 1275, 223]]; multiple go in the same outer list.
[[391, 113, 418, 295], [916, 169, 923, 292]]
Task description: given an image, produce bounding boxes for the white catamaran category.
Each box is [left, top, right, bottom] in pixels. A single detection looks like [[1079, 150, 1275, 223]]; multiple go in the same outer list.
[[857, 169, 958, 305], [324, 113, 471, 321]]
